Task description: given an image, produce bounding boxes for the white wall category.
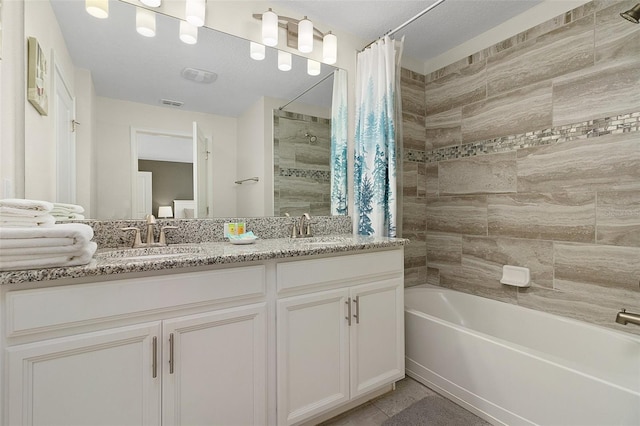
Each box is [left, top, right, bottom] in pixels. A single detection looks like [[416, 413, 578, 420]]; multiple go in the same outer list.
[[23, 0, 76, 202], [94, 97, 237, 219]]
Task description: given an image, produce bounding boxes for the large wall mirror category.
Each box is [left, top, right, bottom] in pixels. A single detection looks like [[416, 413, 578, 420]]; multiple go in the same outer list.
[[43, 0, 345, 219]]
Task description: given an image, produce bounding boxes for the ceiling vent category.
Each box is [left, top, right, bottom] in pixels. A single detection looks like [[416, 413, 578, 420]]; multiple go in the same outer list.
[[181, 67, 218, 84], [160, 98, 184, 107]]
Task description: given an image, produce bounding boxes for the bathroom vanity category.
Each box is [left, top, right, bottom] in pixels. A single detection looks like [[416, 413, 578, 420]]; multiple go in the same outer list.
[[0, 236, 406, 426]]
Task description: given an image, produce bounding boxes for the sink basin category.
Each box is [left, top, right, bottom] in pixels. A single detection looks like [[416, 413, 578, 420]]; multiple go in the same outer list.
[[292, 236, 347, 247], [96, 246, 206, 261]]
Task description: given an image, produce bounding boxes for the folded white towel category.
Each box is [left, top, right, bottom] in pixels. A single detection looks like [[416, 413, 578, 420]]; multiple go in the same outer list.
[[0, 241, 97, 271], [53, 213, 85, 222], [0, 206, 52, 217], [0, 238, 92, 256], [0, 237, 76, 249], [52, 203, 85, 214], [0, 223, 94, 245], [0, 215, 56, 227], [0, 199, 53, 212]]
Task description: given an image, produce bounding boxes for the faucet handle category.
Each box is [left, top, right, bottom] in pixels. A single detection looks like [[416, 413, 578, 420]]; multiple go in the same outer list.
[[121, 227, 142, 248], [159, 226, 178, 246]]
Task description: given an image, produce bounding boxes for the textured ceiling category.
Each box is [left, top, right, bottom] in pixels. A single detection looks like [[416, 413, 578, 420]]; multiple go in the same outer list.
[[51, 0, 544, 117]]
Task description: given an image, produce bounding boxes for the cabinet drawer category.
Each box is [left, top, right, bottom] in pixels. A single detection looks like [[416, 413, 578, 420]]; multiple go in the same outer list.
[[6, 266, 265, 337], [277, 249, 403, 294]]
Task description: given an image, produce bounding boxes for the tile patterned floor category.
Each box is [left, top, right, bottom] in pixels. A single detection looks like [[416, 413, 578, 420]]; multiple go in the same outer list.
[[320, 377, 442, 426]]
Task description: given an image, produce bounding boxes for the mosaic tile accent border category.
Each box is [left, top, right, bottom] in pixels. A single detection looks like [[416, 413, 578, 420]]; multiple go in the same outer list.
[[405, 111, 640, 164], [280, 167, 331, 182]]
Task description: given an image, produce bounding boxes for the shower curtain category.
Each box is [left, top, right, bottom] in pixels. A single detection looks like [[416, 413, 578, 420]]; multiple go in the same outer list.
[[331, 69, 348, 215], [354, 36, 403, 237]]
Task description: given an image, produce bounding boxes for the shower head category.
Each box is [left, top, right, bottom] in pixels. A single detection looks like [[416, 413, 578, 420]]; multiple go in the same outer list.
[[620, 3, 640, 23]]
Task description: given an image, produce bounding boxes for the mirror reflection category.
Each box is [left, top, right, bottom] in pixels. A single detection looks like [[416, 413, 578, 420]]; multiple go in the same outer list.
[[43, 0, 341, 219]]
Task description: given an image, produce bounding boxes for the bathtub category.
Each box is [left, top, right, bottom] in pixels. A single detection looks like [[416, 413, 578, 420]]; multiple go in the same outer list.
[[405, 285, 640, 426]]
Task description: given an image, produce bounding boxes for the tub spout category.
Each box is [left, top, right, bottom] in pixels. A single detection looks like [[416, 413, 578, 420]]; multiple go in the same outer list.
[[615, 309, 640, 326]]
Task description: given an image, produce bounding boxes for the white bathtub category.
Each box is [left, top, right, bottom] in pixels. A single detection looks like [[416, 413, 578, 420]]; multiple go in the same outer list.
[[405, 285, 640, 426]]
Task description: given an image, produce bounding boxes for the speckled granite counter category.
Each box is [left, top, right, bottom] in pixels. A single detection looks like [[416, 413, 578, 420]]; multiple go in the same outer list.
[[0, 235, 407, 285]]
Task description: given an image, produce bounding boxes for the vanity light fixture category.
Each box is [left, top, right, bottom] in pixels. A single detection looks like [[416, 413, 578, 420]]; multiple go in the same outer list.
[[262, 8, 279, 46], [250, 42, 266, 60], [278, 50, 292, 71], [253, 9, 338, 63], [158, 206, 173, 219], [179, 20, 198, 44], [139, 0, 161, 7], [85, 0, 108, 19], [307, 59, 321, 76], [322, 31, 337, 64], [185, 0, 206, 27], [620, 3, 640, 23], [298, 16, 314, 53], [136, 7, 156, 37]]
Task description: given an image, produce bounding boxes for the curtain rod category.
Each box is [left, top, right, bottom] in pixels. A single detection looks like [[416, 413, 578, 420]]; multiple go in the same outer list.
[[361, 0, 447, 51], [279, 72, 335, 111]]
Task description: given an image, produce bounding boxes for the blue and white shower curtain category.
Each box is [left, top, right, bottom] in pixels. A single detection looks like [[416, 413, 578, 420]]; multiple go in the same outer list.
[[331, 69, 348, 216], [354, 36, 403, 237]]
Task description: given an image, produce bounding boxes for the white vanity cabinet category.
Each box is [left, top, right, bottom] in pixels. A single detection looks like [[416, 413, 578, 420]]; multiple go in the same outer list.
[[276, 250, 405, 426], [3, 266, 267, 426]]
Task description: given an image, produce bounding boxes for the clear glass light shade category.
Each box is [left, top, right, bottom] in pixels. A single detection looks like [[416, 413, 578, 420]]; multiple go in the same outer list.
[[307, 59, 321, 76], [85, 0, 109, 19], [179, 21, 198, 44], [298, 17, 313, 53], [140, 0, 161, 7], [136, 8, 156, 37], [278, 50, 292, 71], [323, 32, 337, 64], [250, 42, 266, 60], [262, 9, 278, 47], [185, 0, 205, 27]]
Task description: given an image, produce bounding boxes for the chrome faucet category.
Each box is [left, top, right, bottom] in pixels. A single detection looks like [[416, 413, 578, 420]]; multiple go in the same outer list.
[[120, 215, 177, 248], [615, 309, 640, 327], [145, 214, 156, 247], [298, 213, 311, 237]]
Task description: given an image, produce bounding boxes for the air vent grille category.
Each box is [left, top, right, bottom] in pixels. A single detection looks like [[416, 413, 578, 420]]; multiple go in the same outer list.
[[161, 99, 184, 107]]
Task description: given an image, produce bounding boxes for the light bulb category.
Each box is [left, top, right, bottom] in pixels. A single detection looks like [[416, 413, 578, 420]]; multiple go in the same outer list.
[[298, 16, 313, 53], [307, 59, 321, 76], [262, 8, 278, 47], [250, 42, 266, 60], [185, 0, 205, 27], [85, 0, 108, 19], [139, 0, 161, 7], [323, 32, 337, 64], [136, 8, 156, 37], [278, 51, 292, 71], [180, 20, 198, 44]]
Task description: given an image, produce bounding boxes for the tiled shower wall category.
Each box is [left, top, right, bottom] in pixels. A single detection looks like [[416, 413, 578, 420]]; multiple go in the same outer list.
[[273, 111, 332, 217], [401, 0, 640, 334]]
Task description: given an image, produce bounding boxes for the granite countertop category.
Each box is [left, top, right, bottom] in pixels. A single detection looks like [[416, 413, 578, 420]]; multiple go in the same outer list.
[[0, 235, 408, 285]]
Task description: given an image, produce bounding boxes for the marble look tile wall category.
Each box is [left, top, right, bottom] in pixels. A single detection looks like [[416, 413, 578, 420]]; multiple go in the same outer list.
[[400, 0, 640, 335], [273, 110, 331, 217]]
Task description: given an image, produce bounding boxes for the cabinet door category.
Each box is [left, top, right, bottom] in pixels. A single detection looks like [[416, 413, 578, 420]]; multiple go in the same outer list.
[[162, 303, 267, 426], [277, 288, 350, 426], [350, 278, 404, 398], [6, 322, 162, 426]]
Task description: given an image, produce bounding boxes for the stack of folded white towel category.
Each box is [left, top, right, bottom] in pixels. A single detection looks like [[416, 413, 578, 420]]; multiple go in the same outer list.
[[0, 199, 97, 271], [51, 202, 85, 221]]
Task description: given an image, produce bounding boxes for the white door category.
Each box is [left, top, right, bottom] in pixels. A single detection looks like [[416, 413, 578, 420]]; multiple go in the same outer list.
[[192, 121, 209, 218], [54, 62, 76, 203], [277, 289, 351, 425], [350, 278, 405, 398], [162, 303, 267, 426], [6, 322, 162, 426], [136, 171, 153, 219]]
